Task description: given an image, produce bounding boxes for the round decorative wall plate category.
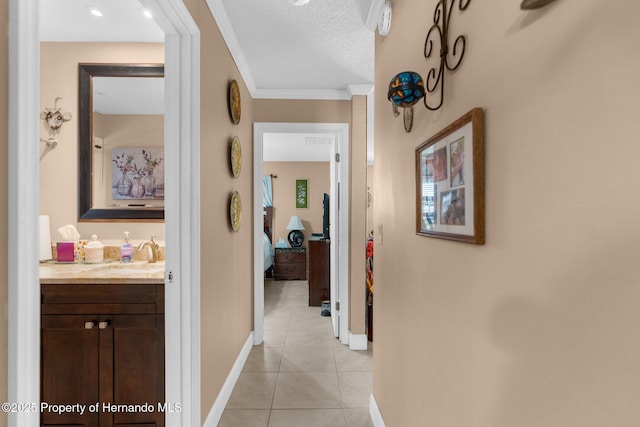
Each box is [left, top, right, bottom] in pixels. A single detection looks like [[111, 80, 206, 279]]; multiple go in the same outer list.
[[228, 80, 241, 125], [230, 191, 242, 232], [231, 136, 242, 178]]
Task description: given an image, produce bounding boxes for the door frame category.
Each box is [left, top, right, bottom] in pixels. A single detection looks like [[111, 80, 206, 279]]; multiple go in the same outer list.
[[253, 122, 350, 345], [7, 1, 201, 426]]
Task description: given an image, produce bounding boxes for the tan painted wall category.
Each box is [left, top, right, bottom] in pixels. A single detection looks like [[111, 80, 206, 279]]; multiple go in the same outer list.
[[40, 42, 165, 243], [0, 0, 8, 424], [349, 95, 367, 335], [374, 1, 640, 426], [254, 99, 351, 124], [181, 0, 255, 422], [263, 162, 330, 247]]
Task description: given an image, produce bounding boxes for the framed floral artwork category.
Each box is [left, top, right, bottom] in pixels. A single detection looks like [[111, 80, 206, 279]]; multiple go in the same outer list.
[[415, 108, 484, 244], [112, 147, 164, 201], [295, 179, 308, 209]]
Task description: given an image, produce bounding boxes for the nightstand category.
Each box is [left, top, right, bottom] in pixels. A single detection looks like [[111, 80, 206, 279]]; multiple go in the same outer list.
[[274, 247, 307, 280]]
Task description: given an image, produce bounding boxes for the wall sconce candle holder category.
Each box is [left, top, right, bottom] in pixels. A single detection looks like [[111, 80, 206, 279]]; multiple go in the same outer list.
[[387, 71, 426, 133], [39, 97, 72, 160]]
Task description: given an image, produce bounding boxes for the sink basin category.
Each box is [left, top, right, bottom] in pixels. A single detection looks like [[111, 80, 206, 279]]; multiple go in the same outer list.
[[86, 261, 165, 275]]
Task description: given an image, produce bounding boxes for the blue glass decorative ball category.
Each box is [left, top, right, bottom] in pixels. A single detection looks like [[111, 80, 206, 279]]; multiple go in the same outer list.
[[387, 71, 425, 108]]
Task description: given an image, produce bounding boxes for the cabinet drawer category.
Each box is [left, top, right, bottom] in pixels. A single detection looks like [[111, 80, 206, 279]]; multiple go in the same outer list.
[[275, 251, 305, 263], [275, 263, 305, 276], [42, 284, 164, 314]]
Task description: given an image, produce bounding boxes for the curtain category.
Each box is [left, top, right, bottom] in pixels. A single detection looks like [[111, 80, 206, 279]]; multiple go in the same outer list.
[[263, 175, 273, 207]]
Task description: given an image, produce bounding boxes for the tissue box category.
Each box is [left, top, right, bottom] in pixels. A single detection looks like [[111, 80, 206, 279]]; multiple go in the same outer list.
[[56, 242, 75, 263]]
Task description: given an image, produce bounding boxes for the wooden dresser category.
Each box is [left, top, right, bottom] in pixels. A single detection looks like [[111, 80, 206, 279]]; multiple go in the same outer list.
[[274, 247, 307, 280], [308, 238, 330, 306]]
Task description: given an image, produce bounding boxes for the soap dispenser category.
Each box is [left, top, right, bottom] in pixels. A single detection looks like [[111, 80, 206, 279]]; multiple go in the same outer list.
[[120, 231, 134, 263]]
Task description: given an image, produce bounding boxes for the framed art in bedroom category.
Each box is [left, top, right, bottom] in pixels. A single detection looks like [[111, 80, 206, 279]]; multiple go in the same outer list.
[[295, 179, 308, 209], [415, 107, 485, 244]]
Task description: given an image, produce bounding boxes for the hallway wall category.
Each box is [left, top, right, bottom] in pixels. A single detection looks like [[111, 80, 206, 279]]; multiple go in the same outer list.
[[374, 1, 640, 426], [181, 0, 255, 422]]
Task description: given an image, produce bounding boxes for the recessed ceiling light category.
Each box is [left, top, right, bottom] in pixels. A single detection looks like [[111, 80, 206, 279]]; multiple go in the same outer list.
[[88, 7, 103, 17], [143, 9, 153, 19], [290, 0, 310, 5]]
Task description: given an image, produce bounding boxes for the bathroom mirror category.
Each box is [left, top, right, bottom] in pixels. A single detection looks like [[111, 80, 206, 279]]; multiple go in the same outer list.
[[78, 63, 165, 221]]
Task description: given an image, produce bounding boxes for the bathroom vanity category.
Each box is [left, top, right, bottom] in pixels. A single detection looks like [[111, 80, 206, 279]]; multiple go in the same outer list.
[[40, 262, 165, 427]]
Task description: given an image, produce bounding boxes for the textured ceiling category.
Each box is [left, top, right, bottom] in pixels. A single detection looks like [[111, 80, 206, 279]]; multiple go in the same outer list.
[[217, 0, 375, 98]]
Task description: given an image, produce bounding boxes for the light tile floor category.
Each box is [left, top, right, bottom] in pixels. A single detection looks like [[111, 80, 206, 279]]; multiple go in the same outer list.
[[219, 279, 374, 427]]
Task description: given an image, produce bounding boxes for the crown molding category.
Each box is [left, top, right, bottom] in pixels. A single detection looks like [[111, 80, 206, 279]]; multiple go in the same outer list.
[[206, 0, 257, 94], [365, 0, 385, 32], [347, 84, 374, 97]]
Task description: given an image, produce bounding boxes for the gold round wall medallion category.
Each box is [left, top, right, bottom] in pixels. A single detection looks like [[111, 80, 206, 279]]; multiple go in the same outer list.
[[231, 136, 242, 178], [228, 80, 241, 125], [230, 191, 242, 232]]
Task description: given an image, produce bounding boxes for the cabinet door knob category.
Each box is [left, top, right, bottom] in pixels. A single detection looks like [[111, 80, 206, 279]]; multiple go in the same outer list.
[[99, 320, 111, 329], [84, 321, 96, 329]]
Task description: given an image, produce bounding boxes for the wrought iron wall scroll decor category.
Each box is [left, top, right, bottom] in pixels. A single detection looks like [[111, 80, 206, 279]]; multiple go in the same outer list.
[[387, 0, 472, 132], [423, 0, 471, 111]]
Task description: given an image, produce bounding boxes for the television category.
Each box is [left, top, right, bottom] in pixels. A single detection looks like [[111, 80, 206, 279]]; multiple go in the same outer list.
[[322, 193, 330, 239]]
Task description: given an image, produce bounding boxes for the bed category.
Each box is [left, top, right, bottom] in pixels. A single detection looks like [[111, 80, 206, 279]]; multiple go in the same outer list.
[[263, 206, 275, 275]]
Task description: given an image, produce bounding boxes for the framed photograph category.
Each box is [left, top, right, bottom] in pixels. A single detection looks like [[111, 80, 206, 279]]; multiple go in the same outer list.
[[415, 108, 484, 244], [295, 179, 308, 209]]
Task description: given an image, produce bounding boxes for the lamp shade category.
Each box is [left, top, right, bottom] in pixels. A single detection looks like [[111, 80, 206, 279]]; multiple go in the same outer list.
[[286, 215, 305, 230], [388, 71, 425, 108]]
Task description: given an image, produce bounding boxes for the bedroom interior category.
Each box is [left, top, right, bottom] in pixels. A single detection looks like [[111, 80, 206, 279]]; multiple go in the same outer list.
[[262, 160, 330, 287]]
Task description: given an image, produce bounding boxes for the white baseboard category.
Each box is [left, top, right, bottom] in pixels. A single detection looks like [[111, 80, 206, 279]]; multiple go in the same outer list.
[[349, 332, 368, 350], [370, 393, 386, 427], [202, 332, 254, 427]]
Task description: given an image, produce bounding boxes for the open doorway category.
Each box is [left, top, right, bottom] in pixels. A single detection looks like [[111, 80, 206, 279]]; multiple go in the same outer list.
[[253, 123, 350, 347], [8, 1, 200, 426]]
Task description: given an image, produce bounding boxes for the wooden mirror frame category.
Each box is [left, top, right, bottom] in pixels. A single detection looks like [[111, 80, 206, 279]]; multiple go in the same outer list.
[[78, 63, 165, 221]]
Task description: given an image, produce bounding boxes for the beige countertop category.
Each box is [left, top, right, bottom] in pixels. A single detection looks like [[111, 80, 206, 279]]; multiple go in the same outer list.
[[40, 260, 165, 284]]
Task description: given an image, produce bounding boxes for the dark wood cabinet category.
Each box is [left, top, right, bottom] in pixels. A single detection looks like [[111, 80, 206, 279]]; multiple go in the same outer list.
[[41, 284, 164, 427], [274, 247, 307, 280], [308, 239, 330, 306]]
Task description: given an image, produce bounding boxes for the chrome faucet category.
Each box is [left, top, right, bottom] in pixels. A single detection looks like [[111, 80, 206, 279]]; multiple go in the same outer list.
[[138, 235, 160, 263]]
